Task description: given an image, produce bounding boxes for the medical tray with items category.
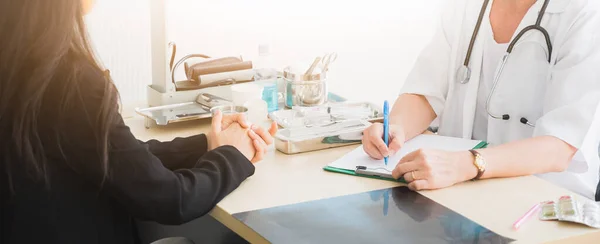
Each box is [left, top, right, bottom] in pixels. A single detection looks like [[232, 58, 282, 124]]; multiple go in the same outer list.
[[539, 195, 600, 228], [270, 102, 382, 128], [271, 102, 383, 154]]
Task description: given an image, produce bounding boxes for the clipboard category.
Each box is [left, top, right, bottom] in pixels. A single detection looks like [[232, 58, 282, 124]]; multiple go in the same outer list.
[[323, 165, 406, 183], [323, 136, 488, 183]]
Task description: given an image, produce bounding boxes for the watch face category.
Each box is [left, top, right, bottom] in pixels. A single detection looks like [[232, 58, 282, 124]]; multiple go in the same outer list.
[[475, 155, 485, 169]]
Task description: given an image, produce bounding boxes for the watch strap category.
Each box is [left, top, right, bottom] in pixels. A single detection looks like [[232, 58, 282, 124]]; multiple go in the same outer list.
[[469, 149, 486, 180]]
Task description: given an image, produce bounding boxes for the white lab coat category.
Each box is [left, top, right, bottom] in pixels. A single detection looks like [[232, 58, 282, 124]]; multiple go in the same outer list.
[[401, 0, 600, 200]]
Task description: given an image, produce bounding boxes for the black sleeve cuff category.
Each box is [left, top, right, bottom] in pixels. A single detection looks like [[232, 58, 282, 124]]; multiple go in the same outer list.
[[199, 145, 255, 179], [182, 134, 209, 154], [143, 134, 209, 170]]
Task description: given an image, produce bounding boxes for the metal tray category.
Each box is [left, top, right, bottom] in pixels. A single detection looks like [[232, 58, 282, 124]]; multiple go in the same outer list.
[[275, 120, 370, 154], [135, 102, 211, 126], [269, 102, 382, 129], [135, 93, 231, 126], [136, 92, 349, 126]]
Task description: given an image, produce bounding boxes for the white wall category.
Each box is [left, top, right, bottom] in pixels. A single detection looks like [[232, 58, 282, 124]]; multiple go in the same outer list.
[[86, 0, 444, 110], [86, 0, 152, 107]]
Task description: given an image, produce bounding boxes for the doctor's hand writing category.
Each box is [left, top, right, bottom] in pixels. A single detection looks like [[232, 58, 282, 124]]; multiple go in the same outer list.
[[362, 123, 405, 160], [391, 149, 477, 191]]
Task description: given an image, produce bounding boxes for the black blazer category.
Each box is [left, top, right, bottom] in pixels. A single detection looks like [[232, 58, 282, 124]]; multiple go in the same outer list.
[[0, 61, 255, 244]]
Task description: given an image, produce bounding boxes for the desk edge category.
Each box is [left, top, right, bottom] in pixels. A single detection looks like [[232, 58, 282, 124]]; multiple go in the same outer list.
[[209, 206, 270, 244]]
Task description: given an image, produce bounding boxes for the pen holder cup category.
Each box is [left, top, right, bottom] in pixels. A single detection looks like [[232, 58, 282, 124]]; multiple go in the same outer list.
[[284, 66, 328, 108]]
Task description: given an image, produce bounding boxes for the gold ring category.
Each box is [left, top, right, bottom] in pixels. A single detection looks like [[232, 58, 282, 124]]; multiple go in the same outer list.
[[411, 171, 417, 180]]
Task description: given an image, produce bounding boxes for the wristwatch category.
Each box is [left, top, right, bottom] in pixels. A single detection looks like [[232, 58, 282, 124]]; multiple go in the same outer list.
[[469, 149, 486, 180]]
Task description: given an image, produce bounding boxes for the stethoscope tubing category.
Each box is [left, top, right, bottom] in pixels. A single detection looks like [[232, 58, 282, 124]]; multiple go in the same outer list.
[[463, 0, 491, 67], [461, 0, 553, 127]]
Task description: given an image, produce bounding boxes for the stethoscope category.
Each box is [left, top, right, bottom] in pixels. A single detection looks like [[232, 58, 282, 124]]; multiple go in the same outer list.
[[456, 0, 553, 127]]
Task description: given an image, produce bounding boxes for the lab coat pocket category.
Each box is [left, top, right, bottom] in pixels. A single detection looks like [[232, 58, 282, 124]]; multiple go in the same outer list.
[[491, 42, 551, 143], [514, 44, 552, 140]]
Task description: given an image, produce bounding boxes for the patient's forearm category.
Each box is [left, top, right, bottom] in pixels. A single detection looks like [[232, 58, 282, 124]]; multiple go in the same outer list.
[[389, 94, 437, 141], [465, 136, 577, 180]]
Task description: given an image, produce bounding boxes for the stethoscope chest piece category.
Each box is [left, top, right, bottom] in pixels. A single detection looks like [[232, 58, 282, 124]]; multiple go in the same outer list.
[[456, 65, 471, 84]]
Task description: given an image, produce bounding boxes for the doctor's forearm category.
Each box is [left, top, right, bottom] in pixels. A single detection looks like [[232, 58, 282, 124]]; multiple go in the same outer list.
[[468, 136, 577, 179], [390, 94, 437, 141]]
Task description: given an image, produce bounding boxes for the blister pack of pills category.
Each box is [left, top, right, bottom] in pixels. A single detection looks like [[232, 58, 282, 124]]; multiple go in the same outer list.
[[539, 200, 558, 220], [539, 195, 600, 228]]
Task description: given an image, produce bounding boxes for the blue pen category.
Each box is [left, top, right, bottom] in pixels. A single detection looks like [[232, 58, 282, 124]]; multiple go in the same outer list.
[[383, 100, 389, 165]]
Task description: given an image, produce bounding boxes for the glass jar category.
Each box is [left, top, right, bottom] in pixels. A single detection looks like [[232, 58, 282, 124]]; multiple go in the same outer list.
[[283, 66, 328, 108]]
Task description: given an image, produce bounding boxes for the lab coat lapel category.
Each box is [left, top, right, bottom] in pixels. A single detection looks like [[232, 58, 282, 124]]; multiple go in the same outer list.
[[461, 41, 483, 139], [508, 0, 570, 43], [511, 0, 540, 37], [509, 1, 543, 43], [460, 1, 491, 139]]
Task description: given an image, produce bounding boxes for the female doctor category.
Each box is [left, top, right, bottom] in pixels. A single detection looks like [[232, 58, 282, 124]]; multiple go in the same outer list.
[[363, 0, 600, 200]]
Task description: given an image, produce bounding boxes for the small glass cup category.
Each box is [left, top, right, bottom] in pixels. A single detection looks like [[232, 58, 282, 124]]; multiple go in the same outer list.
[[210, 105, 249, 117]]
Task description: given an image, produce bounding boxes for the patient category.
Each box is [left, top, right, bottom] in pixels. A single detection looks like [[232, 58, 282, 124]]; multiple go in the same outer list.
[[0, 0, 276, 243]]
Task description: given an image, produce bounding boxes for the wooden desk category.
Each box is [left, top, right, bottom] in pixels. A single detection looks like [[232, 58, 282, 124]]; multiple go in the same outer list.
[[127, 117, 600, 244]]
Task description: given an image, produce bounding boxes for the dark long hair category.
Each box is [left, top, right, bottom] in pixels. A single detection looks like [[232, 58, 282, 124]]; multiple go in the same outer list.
[[0, 0, 116, 190]]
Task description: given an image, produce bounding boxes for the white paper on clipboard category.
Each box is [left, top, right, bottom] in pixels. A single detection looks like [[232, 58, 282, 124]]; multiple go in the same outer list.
[[327, 134, 485, 179]]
